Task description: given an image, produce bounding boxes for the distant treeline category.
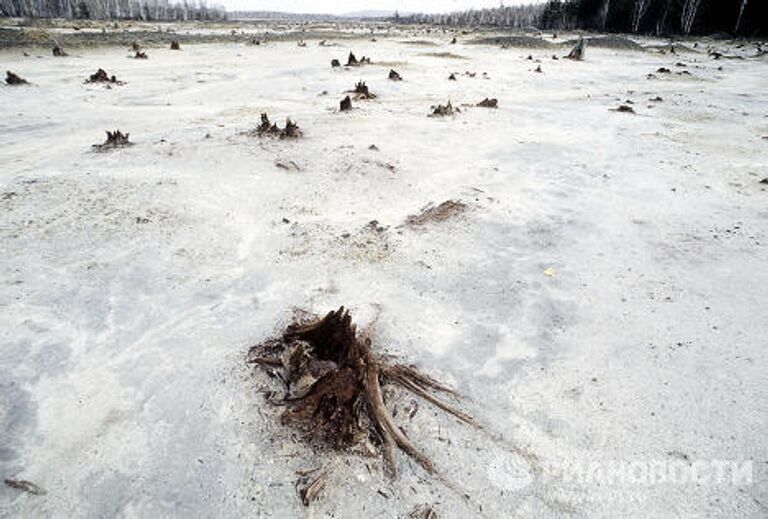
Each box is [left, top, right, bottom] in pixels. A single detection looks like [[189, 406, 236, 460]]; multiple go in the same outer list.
[[0, 0, 226, 21], [398, 5, 544, 30], [398, 0, 766, 37]]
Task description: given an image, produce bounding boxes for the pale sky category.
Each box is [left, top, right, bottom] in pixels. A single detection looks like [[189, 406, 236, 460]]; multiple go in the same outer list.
[[222, 1, 540, 15]]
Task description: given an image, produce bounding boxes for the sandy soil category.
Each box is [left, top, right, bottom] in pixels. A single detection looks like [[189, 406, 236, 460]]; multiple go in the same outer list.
[[1, 27, 767, 518]]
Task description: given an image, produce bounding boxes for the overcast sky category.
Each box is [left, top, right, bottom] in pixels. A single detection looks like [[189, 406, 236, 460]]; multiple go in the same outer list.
[[222, 1, 540, 14]]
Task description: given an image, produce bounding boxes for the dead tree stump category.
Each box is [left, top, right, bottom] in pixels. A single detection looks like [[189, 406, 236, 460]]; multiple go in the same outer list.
[[389, 69, 402, 81], [331, 59, 341, 67], [248, 307, 479, 478], [170, 40, 181, 50], [340, 95, 352, 111], [92, 130, 132, 151], [346, 52, 359, 66], [5, 71, 28, 85], [85, 68, 122, 85], [52, 46, 68, 57], [429, 101, 460, 117], [476, 98, 498, 108]]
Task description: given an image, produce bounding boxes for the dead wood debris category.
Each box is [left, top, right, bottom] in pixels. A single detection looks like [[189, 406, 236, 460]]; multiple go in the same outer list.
[[340, 95, 353, 111], [429, 101, 460, 117], [253, 113, 302, 139], [4, 479, 46, 496], [52, 45, 68, 57], [5, 70, 28, 85], [248, 307, 479, 480], [92, 129, 132, 151], [476, 98, 498, 108], [170, 40, 181, 50], [86, 68, 123, 84], [565, 37, 586, 60], [405, 200, 468, 226], [295, 468, 328, 506], [388, 69, 402, 81], [410, 504, 438, 519]]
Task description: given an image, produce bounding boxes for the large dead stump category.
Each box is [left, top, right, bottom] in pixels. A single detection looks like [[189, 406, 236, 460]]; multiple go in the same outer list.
[[5, 71, 28, 85], [565, 37, 586, 60], [92, 130, 132, 151], [248, 307, 478, 478]]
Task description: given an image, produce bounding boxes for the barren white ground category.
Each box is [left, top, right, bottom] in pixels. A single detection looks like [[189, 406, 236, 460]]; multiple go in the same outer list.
[[1, 32, 767, 518]]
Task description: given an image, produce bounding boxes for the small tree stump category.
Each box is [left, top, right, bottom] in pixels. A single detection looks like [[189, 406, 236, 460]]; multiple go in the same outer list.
[[93, 129, 132, 151], [448, 73, 457, 81], [5, 71, 28, 85], [340, 95, 352, 111], [429, 101, 459, 117], [389, 69, 402, 81], [346, 52, 359, 66], [85, 68, 122, 85], [331, 59, 340, 67], [52, 46, 68, 57], [133, 51, 148, 59], [170, 40, 181, 50]]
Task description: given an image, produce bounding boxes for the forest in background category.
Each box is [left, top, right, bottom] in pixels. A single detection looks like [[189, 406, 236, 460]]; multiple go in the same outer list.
[[0, 0, 225, 20], [401, 0, 766, 37], [1, 0, 766, 36]]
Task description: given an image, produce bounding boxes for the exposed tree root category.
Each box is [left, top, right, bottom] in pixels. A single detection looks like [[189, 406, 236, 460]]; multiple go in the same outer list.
[[248, 307, 476, 479]]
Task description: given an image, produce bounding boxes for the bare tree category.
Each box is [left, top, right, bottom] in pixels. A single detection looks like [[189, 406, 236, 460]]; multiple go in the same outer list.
[[632, 0, 651, 33], [680, 0, 702, 35], [599, 0, 611, 30], [734, 0, 748, 34]]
